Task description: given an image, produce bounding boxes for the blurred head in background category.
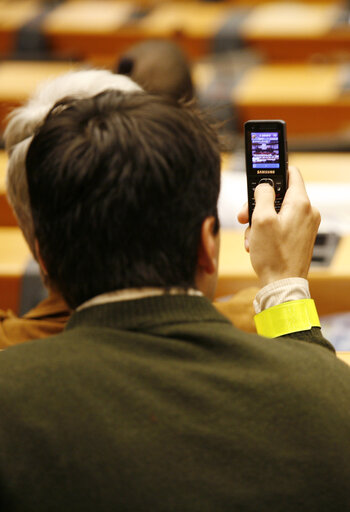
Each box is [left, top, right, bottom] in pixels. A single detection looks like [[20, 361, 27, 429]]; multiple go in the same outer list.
[[114, 40, 194, 102], [4, 69, 141, 258]]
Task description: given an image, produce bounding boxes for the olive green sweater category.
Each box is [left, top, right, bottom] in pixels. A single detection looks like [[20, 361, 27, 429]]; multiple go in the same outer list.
[[0, 295, 349, 511]]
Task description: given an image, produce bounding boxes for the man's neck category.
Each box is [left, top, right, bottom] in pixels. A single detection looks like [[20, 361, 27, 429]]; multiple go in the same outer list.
[[76, 287, 203, 312]]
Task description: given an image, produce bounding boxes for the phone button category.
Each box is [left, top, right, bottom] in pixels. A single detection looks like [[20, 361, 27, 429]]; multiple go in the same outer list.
[[259, 178, 274, 187]]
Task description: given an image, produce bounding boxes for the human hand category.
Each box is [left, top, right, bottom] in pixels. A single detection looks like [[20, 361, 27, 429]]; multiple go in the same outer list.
[[237, 166, 320, 287]]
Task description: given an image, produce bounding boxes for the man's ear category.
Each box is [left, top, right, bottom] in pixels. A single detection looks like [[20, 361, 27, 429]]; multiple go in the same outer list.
[[34, 238, 48, 277], [197, 216, 219, 274], [195, 216, 220, 299]]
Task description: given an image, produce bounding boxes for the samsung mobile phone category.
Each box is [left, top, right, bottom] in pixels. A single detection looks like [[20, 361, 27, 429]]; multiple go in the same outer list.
[[244, 120, 288, 224]]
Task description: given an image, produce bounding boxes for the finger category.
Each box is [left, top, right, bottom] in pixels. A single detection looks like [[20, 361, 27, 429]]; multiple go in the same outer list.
[[284, 165, 307, 199], [252, 183, 276, 221], [281, 165, 310, 214], [237, 202, 249, 225], [244, 226, 250, 253]]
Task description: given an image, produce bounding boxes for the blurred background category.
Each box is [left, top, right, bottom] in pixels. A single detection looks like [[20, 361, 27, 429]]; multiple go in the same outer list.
[[0, 0, 349, 348]]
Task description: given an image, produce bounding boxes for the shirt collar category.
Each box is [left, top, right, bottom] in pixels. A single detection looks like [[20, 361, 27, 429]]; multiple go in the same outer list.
[[76, 287, 203, 312]]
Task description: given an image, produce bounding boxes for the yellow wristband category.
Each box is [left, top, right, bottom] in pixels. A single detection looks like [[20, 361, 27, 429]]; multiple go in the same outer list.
[[254, 299, 320, 338]]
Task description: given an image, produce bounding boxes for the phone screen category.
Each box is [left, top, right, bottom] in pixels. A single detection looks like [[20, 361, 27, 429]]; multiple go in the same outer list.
[[245, 120, 288, 223], [251, 131, 280, 170]]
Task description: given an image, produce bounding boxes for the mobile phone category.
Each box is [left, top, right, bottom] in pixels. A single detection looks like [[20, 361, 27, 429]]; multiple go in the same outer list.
[[244, 120, 288, 224]]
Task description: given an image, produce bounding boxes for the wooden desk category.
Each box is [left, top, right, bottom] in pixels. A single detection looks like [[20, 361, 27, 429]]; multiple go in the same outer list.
[[0, 151, 16, 226], [44, 1, 218, 65], [232, 63, 350, 137], [222, 151, 350, 182], [0, 1, 347, 67], [0, 60, 77, 132], [43, 1, 137, 67], [289, 152, 350, 182], [0, 227, 30, 312], [338, 352, 350, 365], [136, 2, 230, 59], [42, 1, 350, 65], [42, 1, 235, 66], [241, 2, 350, 62]]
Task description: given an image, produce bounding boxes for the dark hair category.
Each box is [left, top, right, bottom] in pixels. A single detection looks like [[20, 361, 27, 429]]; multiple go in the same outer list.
[[26, 90, 221, 308], [114, 40, 194, 102]]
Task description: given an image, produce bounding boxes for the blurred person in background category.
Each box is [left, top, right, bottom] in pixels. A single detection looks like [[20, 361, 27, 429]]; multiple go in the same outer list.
[[114, 39, 194, 102], [1, 69, 141, 347]]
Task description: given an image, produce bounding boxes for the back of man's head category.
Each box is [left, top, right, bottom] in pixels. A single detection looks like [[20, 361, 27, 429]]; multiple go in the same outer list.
[[26, 90, 221, 309], [115, 40, 194, 102]]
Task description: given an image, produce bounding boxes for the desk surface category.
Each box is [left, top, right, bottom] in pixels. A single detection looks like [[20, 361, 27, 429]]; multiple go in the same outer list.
[[242, 2, 339, 37], [231, 63, 350, 136], [233, 64, 341, 105], [289, 152, 350, 182], [42, 1, 230, 63], [338, 352, 350, 366], [0, 61, 77, 103], [0, 227, 30, 312], [194, 59, 350, 138], [0, 1, 348, 66], [222, 151, 350, 183], [43, 1, 350, 63], [0, 227, 30, 275], [0, 0, 40, 30], [1, 60, 350, 140], [241, 2, 350, 62], [0, 61, 78, 136], [0, 151, 16, 226], [43, 1, 135, 34]]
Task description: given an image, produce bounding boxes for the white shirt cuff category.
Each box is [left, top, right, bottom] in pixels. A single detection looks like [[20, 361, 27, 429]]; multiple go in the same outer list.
[[253, 278, 311, 314]]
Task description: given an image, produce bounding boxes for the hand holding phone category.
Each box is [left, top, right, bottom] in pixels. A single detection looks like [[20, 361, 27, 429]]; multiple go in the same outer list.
[[238, 166, 321, 287], [245, 120, 288, 224]]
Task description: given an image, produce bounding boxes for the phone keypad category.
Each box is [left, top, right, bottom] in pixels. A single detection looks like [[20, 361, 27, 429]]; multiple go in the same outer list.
[[274, 178, 284, 212], [248, 176, 285, 215]]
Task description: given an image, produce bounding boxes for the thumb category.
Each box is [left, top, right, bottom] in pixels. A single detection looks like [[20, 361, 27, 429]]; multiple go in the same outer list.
[[253, 182, 276, 221]]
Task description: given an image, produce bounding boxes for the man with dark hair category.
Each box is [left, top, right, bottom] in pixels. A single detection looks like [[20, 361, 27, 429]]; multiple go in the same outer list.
[[0, 90, 349, 511], [27, 91, 218, 307]]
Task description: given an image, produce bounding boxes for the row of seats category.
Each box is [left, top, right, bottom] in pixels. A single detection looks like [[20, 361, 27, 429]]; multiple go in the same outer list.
[[1, 59, 350, 146], [0, 1, 349, 66]]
